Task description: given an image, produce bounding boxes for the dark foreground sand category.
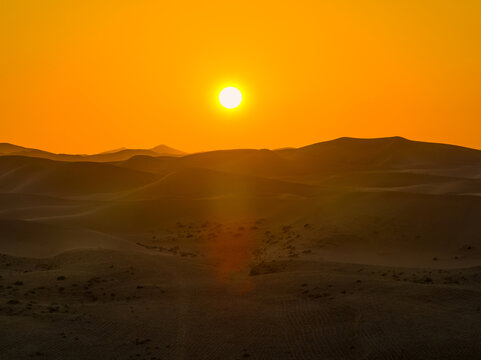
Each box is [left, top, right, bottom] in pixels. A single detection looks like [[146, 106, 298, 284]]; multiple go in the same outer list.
[[1, 246, 480, 360]]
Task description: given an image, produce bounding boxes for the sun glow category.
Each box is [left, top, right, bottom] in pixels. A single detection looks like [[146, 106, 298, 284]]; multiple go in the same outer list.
[[219, 87, 242, 109]]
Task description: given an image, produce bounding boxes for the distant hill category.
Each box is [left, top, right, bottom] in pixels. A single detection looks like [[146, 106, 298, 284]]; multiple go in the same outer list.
[[4, 137, 479, 171], [275, 136, 481, 172], [89, 149, 164, 162], [0, 143, 27, 154], [95, 144, 185, 161], [116, 137, 481, 179], [0, 143, 185, 162], [150, 144, 185, 156]]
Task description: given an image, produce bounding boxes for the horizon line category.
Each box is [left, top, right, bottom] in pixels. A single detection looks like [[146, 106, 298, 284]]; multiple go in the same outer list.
[[1, 136, 481, 156]]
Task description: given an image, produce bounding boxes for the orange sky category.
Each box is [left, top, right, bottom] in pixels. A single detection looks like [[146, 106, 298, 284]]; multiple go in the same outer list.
[[1, 0, 480, 154]]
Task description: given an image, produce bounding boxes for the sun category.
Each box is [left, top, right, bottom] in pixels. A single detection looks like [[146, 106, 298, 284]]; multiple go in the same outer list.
[[219, 87, 242, 109]]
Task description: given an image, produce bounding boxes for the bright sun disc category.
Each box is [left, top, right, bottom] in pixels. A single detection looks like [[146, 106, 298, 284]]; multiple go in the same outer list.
[[219, 87, 242, 109]]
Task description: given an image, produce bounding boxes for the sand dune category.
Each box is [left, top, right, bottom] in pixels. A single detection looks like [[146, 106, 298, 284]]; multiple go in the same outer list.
[[0, 193, 100, 220], [1, 137, 481, 359], [119, 149, 294, 178], [277, 136, 481, 171], [127, 167, 315, 199], [0, 156, 159, 196], [116, 137, 481, 181], [0, 218, 137, 257], [0, 137, 479, 263], [36, 189, 480, 267], [316, 171, 464, 187]]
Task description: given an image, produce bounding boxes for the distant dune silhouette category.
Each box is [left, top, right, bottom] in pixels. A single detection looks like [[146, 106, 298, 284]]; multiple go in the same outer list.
[[0, 143, 185, 162], [116, 137, 481, 177]]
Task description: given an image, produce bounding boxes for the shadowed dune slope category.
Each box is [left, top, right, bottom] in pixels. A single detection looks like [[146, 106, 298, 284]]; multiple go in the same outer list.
[[316, 171, 481, 192], [40, 188, 481, 266], [0, 156, 159, 195], [116, 155, 179, 175], [0, 193, 100, 220], [297, 191, 481, 254], [317, 171, 460, 187], [127, 167, 316, 199], [43, 196, 307, 233], [118, 149, 294, 177], [0, 218, 136, 257]]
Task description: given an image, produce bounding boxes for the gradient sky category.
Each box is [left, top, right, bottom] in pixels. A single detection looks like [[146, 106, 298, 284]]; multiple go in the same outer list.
[[1, 0, 480, 154]]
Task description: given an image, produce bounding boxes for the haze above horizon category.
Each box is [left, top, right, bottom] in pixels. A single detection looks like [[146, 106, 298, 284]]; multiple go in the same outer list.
[[1, 1, 480, 153]]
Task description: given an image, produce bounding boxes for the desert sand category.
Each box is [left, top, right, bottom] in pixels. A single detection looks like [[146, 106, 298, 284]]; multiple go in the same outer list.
[[1, 137, 481, 359]]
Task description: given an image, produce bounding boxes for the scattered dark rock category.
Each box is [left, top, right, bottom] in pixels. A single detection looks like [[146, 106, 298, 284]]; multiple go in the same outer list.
[[249, 261, 285, 276]]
